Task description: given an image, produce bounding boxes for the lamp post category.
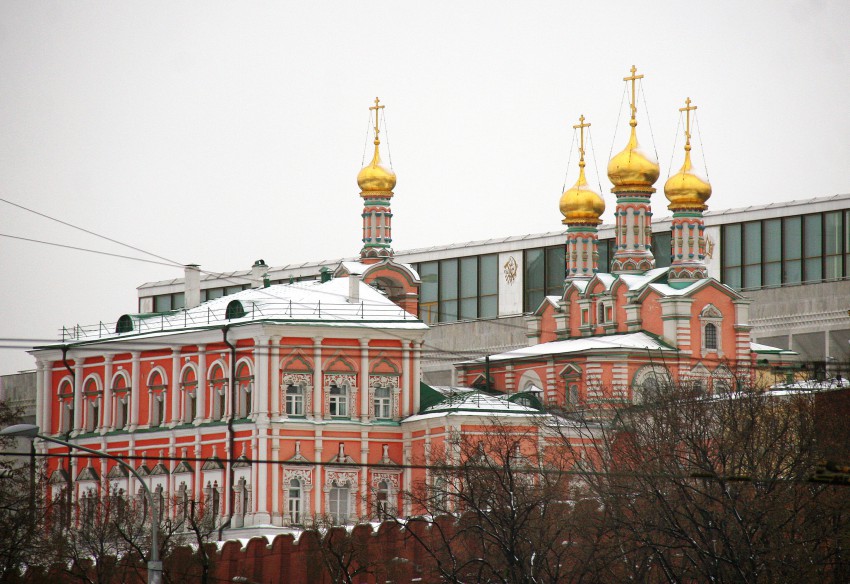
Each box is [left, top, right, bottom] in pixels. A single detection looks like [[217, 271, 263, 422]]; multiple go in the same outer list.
[[0, 424, 162, 584]]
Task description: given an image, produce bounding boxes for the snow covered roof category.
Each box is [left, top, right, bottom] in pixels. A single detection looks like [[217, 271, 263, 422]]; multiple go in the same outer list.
[[770, 377, 850, 392], [405, 387, 541, 421], [751, 342, 797, 356], [462, 332, 675, 364], [41, 277, 427, 348], [614, 267, 670, 291]]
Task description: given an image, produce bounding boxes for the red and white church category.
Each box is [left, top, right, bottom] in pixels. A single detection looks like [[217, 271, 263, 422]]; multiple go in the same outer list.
[[31, 75, 790, 535]]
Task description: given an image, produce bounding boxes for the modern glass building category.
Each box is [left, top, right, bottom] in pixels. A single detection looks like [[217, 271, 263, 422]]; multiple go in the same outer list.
[[138, 194, 850, 381]]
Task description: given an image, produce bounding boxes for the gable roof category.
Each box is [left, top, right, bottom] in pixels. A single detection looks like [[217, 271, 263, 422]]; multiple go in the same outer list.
[[462, 332, 676, 364]]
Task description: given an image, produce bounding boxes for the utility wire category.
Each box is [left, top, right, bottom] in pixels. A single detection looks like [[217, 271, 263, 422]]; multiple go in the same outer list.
[[0, 234, 180, 268], [0, 197, 185, 267]]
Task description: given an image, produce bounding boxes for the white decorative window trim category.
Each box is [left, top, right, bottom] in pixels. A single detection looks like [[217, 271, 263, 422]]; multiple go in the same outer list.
[[281, 373, 313, 417], [699, 304, 724, 358], [324, 374, 357, 418], [370, 471, 401, 491], [283, 467, 313, 488], [369, 375, 399, 419]]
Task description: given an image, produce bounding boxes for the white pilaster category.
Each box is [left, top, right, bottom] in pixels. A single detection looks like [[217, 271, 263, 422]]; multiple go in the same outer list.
[[170, 349, 180, 425], [196, 347, 206, 424], [360, 340, 369, 423], [130, 352, 141, 430], [102, 356, 113, 431], [313, 338, 323, 420], [72, 359, 83, 433]]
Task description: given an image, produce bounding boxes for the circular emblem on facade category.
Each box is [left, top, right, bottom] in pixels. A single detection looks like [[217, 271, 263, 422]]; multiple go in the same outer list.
[[503, 256, 518, 285]]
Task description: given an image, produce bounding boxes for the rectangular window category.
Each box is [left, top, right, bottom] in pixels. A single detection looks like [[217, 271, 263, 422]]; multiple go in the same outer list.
[[459, 256, 478, 320], [742, 221, 762, 289], [598, 238, 612, 273], [524, 248, 545, 312], [418, 262, 438, 324], [154, 295, 172, 312], [652, 231, 672, 268], [545, 246, 565, 297], [783, 216, 802, 285], [722, 224, 742, 289], [479, 254, 498, 318], [763, 219, 782, 287], [824, 211, 843, 280], [439, 259, 458, 322], [205, 288, 225, 301], [803, 214, 822, 282]]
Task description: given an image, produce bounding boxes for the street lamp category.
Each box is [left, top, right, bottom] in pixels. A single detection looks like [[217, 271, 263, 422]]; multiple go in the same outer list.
[[0, 424, 162, 584]]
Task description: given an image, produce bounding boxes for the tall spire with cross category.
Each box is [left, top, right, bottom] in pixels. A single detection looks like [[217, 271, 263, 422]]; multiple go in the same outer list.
[[607, 65, 660, 275], [665, 97, 712, 286], [357, 97, 397, 262], [560, 114, 605, 281]]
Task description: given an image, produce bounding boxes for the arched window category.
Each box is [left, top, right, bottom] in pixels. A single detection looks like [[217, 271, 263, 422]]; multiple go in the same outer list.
[[375, 480, 390, 519], [235, 362, 253, 418], [329, 384, 348, 418], [286, 384, 304, 416], [329, 481, 350, 525], [58, 379, 74, 434], [704, 322, 718, 350], [699, 304, 723, 357], [148, 370, 167, 427], [287, 478, 302, 525], [209, 364, 228, 421], [84, 377, 100, 433], [180, 365, 198, 424], [374, 386, 391, 419], [111, 372, 130, 431]]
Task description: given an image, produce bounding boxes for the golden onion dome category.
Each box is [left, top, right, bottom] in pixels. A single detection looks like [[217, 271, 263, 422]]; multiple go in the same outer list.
[[357, 141, 396, 193], [560, 165, 605, 225], [665, 148, 711, 210], [607, 122, 660, 190]]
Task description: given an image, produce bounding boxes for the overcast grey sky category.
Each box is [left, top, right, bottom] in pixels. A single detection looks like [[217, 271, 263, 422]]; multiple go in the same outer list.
[[1, 1, 848, 374]]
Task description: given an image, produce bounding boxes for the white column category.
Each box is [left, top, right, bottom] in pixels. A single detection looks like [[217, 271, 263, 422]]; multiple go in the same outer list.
[[360, 340, 369, 423], [170, 349, 180, 425], [402, 440, 412, 516], [102, 356, 114, 431], [314, 436, 323, 518], [197, 346, 206, 423], [255, 336, 269, 422], [130, 352, 141, 430], [313, 338, 323, 420], [360, 436, 369, 518], [270, 336, 281, 417], [413, 342, 422, 413], [41, 364, 53, 433], [72, 358, 84, 433], [271, 432, 281, 524], [35, 361, 45, 432], [401, 345, 410, 417], [255, 429, 270, 523]]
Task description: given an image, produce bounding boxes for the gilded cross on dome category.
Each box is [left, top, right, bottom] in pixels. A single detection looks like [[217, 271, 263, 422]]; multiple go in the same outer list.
[[679, 97, 697, 150], [623, 65, 644, 124], [572, 114, 591, 167], [369, 97, 385, 144]]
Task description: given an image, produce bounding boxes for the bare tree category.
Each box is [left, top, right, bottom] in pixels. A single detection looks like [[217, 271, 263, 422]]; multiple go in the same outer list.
[[553, 377, 850, 583], [396, 421, 602, 584]]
